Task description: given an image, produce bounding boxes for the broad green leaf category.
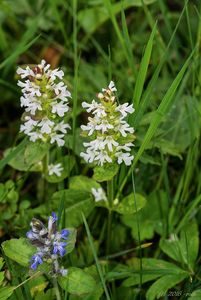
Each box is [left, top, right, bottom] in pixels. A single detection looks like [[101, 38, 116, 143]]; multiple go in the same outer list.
[[114, 193, 146, 214], [2, 238, 35, 266], [180, 220, 199, 270], [78, 0, 157, 34], [93, 163, 119, 182], [45, 156, 75, 183], [65, 228, 77, 255], [160, 237, 183, 264], [6, 142, 49, 171], [160, 219, 199, 270], [146, 273, 188, 300], [34, 288, 54, 300], [0, 138, 28, 171], [121, 258, 187, 287], [121, 190, 168, 240], [0, 286, 15, 300], [52, 189, 94, 227], [188, 289, 201, 299], [59, 267, 96, 295], [69, 175, 101, 192]]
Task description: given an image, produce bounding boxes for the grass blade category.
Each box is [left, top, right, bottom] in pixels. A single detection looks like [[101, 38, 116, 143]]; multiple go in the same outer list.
[[117, 48, 195, 198], [82, 213, 111, 300]]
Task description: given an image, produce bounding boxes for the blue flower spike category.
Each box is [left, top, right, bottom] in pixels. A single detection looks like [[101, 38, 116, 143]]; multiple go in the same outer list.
[[26, 212, 70, 276]]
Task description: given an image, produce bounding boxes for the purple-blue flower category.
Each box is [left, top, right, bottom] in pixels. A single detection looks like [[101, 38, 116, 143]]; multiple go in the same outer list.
[[53, 241, 67, 256], [51, 212, 58, 223], [30, 253, 43, 270], [26, 230, 35, 239], [61, 229, 69, 240]]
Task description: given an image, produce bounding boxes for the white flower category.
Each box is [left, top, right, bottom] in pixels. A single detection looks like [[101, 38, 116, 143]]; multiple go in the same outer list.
[[29, 131, 43, 142], [115, 103, 135, 118], [104, 136, 119, 152], [91, 188, 107, 202], [54, 121, 71, 134], [94, 150, 112, 166], [17, 66, 35, 78], [102, 81, 117, 92], [80, 149, 98, 163], [95, 120, 113, 133], [50, 133, 65, 147], [20, 116, 38, 134], [38, 118, 54, 134], [48, 163, 63, 176], [116, 152, 133, 166], [48, 69, 64, 81], [116, 121, 134, 137], [51, 101, 69, 117]]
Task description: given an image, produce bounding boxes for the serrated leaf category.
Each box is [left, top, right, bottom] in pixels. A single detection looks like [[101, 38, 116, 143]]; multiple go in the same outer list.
[[58, 267, 96, 295], [2, 238, 35, 266], [114, 193, 146, 214], [93, 163, 119, 182]]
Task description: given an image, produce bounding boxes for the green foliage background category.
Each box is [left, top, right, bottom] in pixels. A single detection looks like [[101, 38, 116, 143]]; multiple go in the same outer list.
[[0, 0, 201, 299]]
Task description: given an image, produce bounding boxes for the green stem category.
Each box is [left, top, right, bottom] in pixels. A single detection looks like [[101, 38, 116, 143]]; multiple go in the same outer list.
[[106, 179, 114, 255], [42, 152, 49, 201], [53, 277, 62, 300]]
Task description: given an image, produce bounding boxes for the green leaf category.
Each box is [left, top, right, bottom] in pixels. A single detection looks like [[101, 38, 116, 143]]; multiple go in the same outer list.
[[188, 289, 201, 299], [45, 155, 75, 183], [121, 258, 187, 287], [59, 267, 96, 295], [0, 272, 4, 285], [69, 175, 101, 192], [121, 190, 168, 240], [132, 22, 157, 109], [146, 273, 188, 300], [6, 141, 49, 171], [52, 189, 94, 227], [2, 238, 35, 266], [0, 287, 15, 300], [78, 0, 157, 34], [93, 163, 119, 182], [114, 193, 146, 214], [0, 257, 4, 270], [160, 219, 199, 270], [0, 138, 28, 171], [65, 228, 77, 255]]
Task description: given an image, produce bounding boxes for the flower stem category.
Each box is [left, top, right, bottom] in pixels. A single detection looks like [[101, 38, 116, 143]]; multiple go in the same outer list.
[[106, 179, 113, 255], [53, 277, 62, 300]]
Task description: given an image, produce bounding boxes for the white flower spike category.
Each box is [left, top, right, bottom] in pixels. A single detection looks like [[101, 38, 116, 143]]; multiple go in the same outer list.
[[80, 81, 135, 166], [17, 60, 71, 147]]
